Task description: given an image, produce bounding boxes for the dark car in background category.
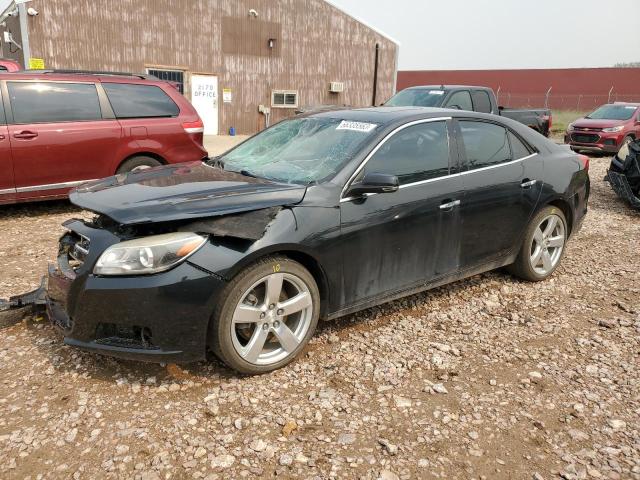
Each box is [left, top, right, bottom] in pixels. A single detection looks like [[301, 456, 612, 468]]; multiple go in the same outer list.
[[45, 107, 589, 374], [385, 85, 553, 136], [0, 70, 207, 204], [565, 103, 640, 154]]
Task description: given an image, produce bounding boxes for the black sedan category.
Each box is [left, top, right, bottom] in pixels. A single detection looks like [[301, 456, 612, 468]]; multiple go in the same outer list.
[[46, 107, 590, 374]]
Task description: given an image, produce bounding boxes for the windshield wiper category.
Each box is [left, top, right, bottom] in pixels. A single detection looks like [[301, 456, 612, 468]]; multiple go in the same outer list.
[[240, 169, 259, 178], [207, 155, 224, 168]]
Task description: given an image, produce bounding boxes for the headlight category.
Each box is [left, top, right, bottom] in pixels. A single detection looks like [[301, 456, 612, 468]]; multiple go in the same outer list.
[[567, 123, 574, 131], [94, 232, 207, 276], [602, 125, 624, 133]]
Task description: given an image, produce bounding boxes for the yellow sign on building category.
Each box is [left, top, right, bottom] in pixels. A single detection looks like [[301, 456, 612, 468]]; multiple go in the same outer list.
[[28, 58, 45, 69]]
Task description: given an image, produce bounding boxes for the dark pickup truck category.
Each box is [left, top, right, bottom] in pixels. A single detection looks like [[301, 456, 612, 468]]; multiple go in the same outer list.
[[385, 85, 552, 137]]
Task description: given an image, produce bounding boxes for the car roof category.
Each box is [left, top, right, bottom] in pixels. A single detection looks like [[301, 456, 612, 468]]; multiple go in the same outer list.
[[401, 85, 491, 91], [610, 102, 640, 107], [307, 106, 477, 125], [0, 71, 165, 85]]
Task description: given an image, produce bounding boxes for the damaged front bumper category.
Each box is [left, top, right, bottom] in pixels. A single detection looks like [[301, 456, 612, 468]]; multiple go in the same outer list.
[[43, 218, 227, 363]]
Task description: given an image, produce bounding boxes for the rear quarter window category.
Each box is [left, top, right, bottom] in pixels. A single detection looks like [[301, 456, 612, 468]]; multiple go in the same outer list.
[[103, 83, 180, 118], [7, 82, 102, 123], [508, 131, 533, 159]]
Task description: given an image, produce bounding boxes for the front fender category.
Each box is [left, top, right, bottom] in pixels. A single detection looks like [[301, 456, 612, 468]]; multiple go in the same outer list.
[[186, 206, 342, 310]]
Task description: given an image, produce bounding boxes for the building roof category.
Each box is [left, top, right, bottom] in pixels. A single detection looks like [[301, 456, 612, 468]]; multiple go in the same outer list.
[[323, 1, 400, 46]]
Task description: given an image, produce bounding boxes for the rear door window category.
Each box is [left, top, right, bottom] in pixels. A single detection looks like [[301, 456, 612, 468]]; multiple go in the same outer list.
[[459, 121, 512, 169], [363, 120, 450, 185], [7, 82, 102, 123], [103, 83, 179, 118], [444, 91, 473, 111], [471, 90, 492, 113]]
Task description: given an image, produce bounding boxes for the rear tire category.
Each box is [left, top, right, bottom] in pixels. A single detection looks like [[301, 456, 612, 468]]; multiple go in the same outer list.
[[209, 256, 320, 374], [116, 156, 162, 174], [507, 206, 568, 282]]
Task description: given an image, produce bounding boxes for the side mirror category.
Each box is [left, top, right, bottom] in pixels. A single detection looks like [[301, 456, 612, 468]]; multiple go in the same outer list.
[[346, 172, 399, 197], [498, 105, 505, 111]]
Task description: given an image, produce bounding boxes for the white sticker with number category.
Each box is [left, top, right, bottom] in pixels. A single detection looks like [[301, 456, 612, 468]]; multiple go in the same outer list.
[[336, 121, 377, 133], [429, 90, 445, 95]]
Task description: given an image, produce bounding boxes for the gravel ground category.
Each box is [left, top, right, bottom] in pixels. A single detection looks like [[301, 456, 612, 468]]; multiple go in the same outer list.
[[0, 151, 639, 480]]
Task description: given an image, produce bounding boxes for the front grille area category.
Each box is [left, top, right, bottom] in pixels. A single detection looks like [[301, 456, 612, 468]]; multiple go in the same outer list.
[[574, 126, 602, 132], [59, 231, 90, 273], [572, 133, 600, 144]]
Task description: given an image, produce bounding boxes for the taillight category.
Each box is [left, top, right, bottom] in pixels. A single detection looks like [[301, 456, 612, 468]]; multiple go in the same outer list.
[[578, 154, 589, 171], [546, 114, 552, 131], [182, 119, 204, 146]]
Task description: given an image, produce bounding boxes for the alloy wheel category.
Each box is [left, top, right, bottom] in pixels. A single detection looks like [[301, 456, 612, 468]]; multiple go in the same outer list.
[[230, 272, 314, 366], [529, 213, 565, 276]]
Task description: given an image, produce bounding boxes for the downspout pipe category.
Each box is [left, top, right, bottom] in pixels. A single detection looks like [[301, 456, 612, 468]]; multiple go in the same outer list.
[[372, 43, 379, 106], [17, 2, 30, 68]]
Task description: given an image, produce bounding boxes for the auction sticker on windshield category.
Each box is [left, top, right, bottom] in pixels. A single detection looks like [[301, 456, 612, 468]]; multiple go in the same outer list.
[[336, 121, 377, 133], [428, 90, 445, 95]]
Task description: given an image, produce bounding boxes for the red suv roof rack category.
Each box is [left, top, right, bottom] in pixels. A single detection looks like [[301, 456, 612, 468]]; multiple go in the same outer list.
[[17, 69, 158, 80]]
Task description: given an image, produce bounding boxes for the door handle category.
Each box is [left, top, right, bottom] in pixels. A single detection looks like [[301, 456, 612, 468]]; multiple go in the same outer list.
[[521, 179, 537, 189], [0, 134, 5, 140], [13, 131, 38, 139], [439, 199, 461, 210]]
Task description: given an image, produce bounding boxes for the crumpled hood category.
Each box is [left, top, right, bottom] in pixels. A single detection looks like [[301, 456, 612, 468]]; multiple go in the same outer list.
[[70, 162, 307, 225]]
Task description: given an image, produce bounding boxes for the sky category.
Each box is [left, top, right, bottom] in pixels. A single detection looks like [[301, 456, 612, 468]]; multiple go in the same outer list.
[[329, 0, 639, 71]]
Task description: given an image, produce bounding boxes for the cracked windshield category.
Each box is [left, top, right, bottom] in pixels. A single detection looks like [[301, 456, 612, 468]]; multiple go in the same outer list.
[[219, 117, 378, 184]]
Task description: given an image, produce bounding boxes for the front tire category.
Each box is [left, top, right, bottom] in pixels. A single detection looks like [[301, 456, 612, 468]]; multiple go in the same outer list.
[[507, 206, 568, 282], [209, 256, 320, 374]]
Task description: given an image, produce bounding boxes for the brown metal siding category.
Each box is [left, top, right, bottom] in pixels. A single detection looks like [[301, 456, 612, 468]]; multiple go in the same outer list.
[[24, 0, 398, 135]]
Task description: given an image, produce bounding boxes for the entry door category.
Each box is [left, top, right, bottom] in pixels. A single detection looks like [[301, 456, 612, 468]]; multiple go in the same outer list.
[[456, 120, 543, 268], [339, 120, 464, 307], [191, 75, 218, 135], [0, 85, 16, 203]]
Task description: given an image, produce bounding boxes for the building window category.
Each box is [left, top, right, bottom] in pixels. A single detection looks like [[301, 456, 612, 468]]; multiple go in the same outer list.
[[146, 68, 185, 94], [272, 90, 298, 108]]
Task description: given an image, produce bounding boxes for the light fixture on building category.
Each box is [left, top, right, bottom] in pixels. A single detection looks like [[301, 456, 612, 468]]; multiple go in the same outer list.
[[268, 38, 276, 49], [248, 9, 258, 17]]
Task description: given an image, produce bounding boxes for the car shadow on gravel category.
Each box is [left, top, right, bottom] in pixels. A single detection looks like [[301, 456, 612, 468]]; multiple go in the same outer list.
[[0, 199, 80, 218]]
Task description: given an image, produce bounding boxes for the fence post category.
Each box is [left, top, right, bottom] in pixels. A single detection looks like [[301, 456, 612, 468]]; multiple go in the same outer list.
[[608, 86, 614, 103], [544, 87, 552, 109]]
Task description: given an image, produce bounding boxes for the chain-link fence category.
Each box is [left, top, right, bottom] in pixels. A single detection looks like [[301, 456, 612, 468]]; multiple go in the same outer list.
[[495, 92, 640, 111]]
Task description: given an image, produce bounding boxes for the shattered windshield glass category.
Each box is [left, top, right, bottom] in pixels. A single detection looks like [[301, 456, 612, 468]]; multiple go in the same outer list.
[[218, 117, 378, 184]]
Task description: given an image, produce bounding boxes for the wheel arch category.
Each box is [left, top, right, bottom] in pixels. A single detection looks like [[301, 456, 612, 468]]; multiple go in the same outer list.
[[547, 198, 574, 236], [115, 152, 167, 174], [219, 244, 331, 320]]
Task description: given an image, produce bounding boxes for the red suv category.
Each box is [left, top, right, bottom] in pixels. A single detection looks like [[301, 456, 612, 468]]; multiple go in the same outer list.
[[565, 102, 640, 154], [0, 70, 207, 204]]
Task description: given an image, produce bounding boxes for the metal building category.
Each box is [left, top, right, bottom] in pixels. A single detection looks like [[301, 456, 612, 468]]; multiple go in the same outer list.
[[0, 0, 399, 135]]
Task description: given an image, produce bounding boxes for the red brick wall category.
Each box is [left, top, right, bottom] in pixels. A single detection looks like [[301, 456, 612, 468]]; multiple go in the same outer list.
[[397, 68, 640, 111]]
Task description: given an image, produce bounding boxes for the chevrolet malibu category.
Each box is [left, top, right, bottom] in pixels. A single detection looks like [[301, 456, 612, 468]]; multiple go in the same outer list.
[[46, 108, 590, 374]]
